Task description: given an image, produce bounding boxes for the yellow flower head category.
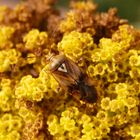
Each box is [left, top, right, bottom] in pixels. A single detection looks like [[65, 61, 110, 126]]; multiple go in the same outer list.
[[24, 29, 48, 51], [58, 31, 95, 61]]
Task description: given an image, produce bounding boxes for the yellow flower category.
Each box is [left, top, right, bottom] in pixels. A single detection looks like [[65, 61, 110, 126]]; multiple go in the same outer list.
[[91, 49, 101, 62], [124, 97, 137, 109], [129, 67, 140, 79], [94, 63, 107, 76], [7, 131, 21, 140], [129, 55, 140, 67], [128, 106, 138, 116], [60, 117, 76, 131], [115, 83, 129, 98], [99, 123, 110, 134], [129, 124, 140, 137], [82, 123, 94, 134], [93, 128, 102, 139], [101, 97, 110, 110], [48, 123, 63, 135], [78, 114, 91, 125], [47, 115, 58, 125], [87, 65, 95, 77], [107, 72, 118, 82], [109, 99, 126, 113], [96, 110, 107, 120]]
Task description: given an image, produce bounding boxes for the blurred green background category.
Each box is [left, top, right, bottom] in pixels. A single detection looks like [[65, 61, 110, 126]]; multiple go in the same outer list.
[[57, 0, 140, 28], [0, 0, 140, 28]]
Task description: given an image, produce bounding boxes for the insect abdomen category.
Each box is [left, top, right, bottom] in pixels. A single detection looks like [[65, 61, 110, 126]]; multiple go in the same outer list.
[[79, 83, 97, 103]]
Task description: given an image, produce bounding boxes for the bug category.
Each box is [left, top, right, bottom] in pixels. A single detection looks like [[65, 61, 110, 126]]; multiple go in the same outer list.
[[49, 54, 98, 103]]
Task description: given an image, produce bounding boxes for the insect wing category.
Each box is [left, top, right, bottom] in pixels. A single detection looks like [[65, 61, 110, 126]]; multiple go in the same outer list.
[[51, 70, 76, 89], [64, 57, 82, 82], [50, 55, 82, 88]]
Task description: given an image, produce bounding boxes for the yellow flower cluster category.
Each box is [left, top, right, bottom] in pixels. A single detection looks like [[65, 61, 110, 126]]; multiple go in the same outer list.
[[0, 49, 21, 72], [60, 11, 76, 33], [23, 29, 48, 51], [0, 26, 15, 50], [112, 24, 135, 47], [15, 66, 58, 101], [128, 123, 140, 139], [0, 79, 14, 111], [58, 31, 96, 65], [47, 106, 112, 140], [19, 107, 44, 140], [85, 24, 140, 139], [0, 113, 22, 140], [91, 25, 134, 63], [15, 75, 45, 101], [0, 1, 140, 139], [59, 1, 95, 34], [93, 38, 122, 62]]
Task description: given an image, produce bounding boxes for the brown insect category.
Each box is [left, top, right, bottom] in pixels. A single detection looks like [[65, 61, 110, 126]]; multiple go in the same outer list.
[[49, 54, 98, 103]]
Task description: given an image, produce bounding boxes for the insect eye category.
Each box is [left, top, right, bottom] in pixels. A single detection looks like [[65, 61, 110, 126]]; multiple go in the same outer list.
[[58, 63, 67, 73]]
